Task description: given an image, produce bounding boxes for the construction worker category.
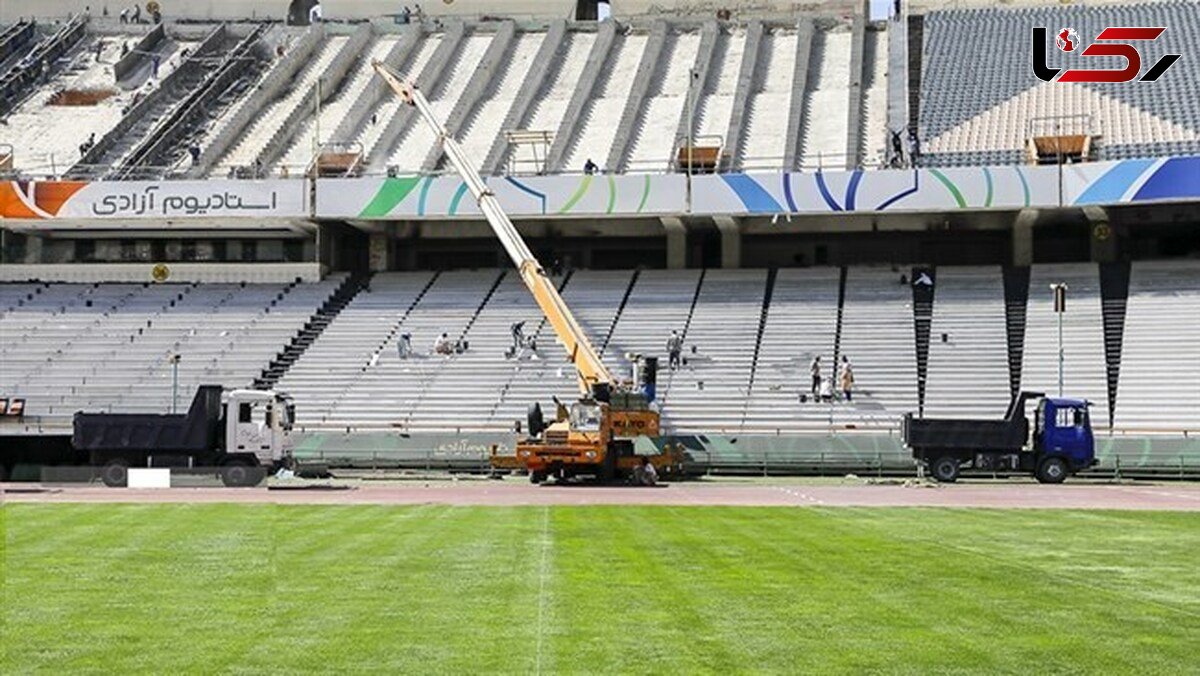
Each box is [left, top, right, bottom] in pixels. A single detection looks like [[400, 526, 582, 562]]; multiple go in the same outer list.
[[633, 456, 658, 486], [397, 333, 412, 360], [838, 356, 854, 402], [434, 332, 453, 356], [509, 321, 526, 357], [819, 376, 834, 403], [666, 330, 683, 371], [809, 355, 822, 396]]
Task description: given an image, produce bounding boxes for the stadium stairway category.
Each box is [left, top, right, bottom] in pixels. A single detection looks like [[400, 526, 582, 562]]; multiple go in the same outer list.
[[484, 270, 574, 425], [255, 273, 368, 391], [0, 20, 37, 76], [79, 26, 225, 179], [906, 13, 922, 139], [114, 24, 274, 180], [263, 24, 371, 174], [276, 271, 439, 427], [1002, 266, 1031, 401], [364, 23, 464, 174], [736, 268, 776, 427], [0, 14, 86, 117], [486, 269, 640, 427], [402, 271, 508, 430], [1099, 262, 1131, 430], [217, 30, 352, 173]]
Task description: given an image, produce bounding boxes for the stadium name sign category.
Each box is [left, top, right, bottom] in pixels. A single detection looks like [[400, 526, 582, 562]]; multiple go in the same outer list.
[[0, 179, 308, 220], [1033, 26, 1181, 83]]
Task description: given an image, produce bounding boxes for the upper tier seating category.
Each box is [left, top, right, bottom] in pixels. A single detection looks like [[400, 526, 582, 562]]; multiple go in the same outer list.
[[920, 1, 1200, 167]]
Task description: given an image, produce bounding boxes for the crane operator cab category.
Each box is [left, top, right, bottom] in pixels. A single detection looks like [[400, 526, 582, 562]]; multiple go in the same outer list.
[[513, 357, 679, 484]]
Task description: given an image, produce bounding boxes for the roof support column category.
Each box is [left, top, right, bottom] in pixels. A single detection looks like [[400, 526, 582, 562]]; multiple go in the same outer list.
[[661, 216, 687, 270], [1012, 208, 1038, 267]]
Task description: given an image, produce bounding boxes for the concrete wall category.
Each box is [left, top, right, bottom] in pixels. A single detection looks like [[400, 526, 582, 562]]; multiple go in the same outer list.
[[0, 262, 322, 283], [4, 1, 860, 23]]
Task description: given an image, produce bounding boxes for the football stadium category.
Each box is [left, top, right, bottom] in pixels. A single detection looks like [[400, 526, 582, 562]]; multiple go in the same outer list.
[[1, 0, 1198, 671]]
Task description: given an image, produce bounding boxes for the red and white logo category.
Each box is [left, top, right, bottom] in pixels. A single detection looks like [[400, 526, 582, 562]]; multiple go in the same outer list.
[[1033, 26, 1182, 83], [1056, 27, 1079, 52]]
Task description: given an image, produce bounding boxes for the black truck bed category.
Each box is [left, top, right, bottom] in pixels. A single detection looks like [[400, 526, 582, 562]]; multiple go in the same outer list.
[[72, 386, 223, 453], [901, 391, 1042, 454], [902, 414, 1028, 452]]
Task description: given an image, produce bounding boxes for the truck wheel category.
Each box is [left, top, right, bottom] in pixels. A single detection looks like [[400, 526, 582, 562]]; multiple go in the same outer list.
[[529, 471, 547, 485], [101, 460, 128, 488], [1036, 457, 1068, 484], [930, 456, 960, 483], [220, 460, 261, 488]]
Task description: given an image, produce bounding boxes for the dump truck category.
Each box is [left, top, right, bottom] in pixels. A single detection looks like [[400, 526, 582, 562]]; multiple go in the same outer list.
[[374, 62, 682, 483], [73, 385, 295, 487], [901, 391, 1097, 483]]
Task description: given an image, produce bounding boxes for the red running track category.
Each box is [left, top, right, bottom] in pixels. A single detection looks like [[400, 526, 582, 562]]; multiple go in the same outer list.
[[4, 480, 1200, 510]]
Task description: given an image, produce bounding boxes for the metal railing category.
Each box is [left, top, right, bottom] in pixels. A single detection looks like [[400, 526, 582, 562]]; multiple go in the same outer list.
[[4, 148, 889, 182]]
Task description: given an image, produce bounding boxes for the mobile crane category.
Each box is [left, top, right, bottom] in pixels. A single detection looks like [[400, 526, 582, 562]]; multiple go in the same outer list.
[[374, 62, 681, 483]]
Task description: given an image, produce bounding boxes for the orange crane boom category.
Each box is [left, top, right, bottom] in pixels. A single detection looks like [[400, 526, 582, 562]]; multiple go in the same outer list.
[[373, 61, 612, 395]]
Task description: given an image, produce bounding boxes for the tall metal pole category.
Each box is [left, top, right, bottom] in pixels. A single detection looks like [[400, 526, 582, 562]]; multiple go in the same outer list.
[[691, 69, 700, 206], [1057, 310, 1064, 397], [170, 354, 180, 413], [1052, 283, 1067, 397], [312, 77, 323, 175]]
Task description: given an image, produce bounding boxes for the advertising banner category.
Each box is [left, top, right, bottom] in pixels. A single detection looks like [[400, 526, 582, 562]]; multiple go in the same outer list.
[[315, 173, 687, 219], [0, 179, 308, 220]]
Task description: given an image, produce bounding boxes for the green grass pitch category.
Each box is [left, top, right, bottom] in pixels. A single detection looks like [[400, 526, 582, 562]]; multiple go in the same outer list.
[[2, 504, 1198, 673]]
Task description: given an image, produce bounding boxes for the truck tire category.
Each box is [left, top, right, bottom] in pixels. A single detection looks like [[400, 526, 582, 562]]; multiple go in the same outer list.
[[529, 471, 547, 485], [930, 456, 960, 483], [1036, 457, 1068, 484], [220, 460, 262, 488], [101, 460, 129, 488]]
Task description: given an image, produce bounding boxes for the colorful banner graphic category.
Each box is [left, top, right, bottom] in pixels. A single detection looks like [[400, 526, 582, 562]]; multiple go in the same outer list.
[[316, 173, 687, 219], [2, 157, 1196, 222], [0, 179, 308, 220], [1063, 156, 1200, 205], [691, 165, 1055, 214]]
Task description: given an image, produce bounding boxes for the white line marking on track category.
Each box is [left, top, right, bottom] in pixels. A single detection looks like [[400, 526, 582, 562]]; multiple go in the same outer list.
[[1113, 486, 1200, 502], [774, 486, 824, 505]]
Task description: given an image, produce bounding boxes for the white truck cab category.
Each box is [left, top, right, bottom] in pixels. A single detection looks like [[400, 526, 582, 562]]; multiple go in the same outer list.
[[224, 389, 296, 469]]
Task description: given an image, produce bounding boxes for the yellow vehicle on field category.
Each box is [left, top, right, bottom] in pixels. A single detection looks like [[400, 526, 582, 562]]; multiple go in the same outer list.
[[375, 63, 683, 483]]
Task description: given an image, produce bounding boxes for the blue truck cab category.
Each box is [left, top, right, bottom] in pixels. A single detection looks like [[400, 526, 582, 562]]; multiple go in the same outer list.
[[1035, 398, 1097, 473]]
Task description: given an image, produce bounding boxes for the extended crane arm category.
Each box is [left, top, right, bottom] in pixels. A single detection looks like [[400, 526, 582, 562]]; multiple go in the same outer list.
[[373, 61, 615, 394]]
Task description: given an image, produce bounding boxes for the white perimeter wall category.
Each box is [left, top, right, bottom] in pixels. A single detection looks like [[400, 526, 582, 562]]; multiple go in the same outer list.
[[3, 1, 855, 22]]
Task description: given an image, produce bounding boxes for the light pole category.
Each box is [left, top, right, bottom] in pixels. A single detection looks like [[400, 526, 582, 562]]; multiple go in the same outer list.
[[685, 67, 699, 207], [312, 77, 323, 176], [169, 353, 181, 413], [1051, 283, 1068, 397]]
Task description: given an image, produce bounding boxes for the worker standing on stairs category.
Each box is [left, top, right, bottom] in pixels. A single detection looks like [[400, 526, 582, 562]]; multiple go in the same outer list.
[[508, 321, 526, 359], [397, 333, 412, 360], [666, 330, 683, 371], [839, 356, 855, 402], [809, 356, 822, 397]]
